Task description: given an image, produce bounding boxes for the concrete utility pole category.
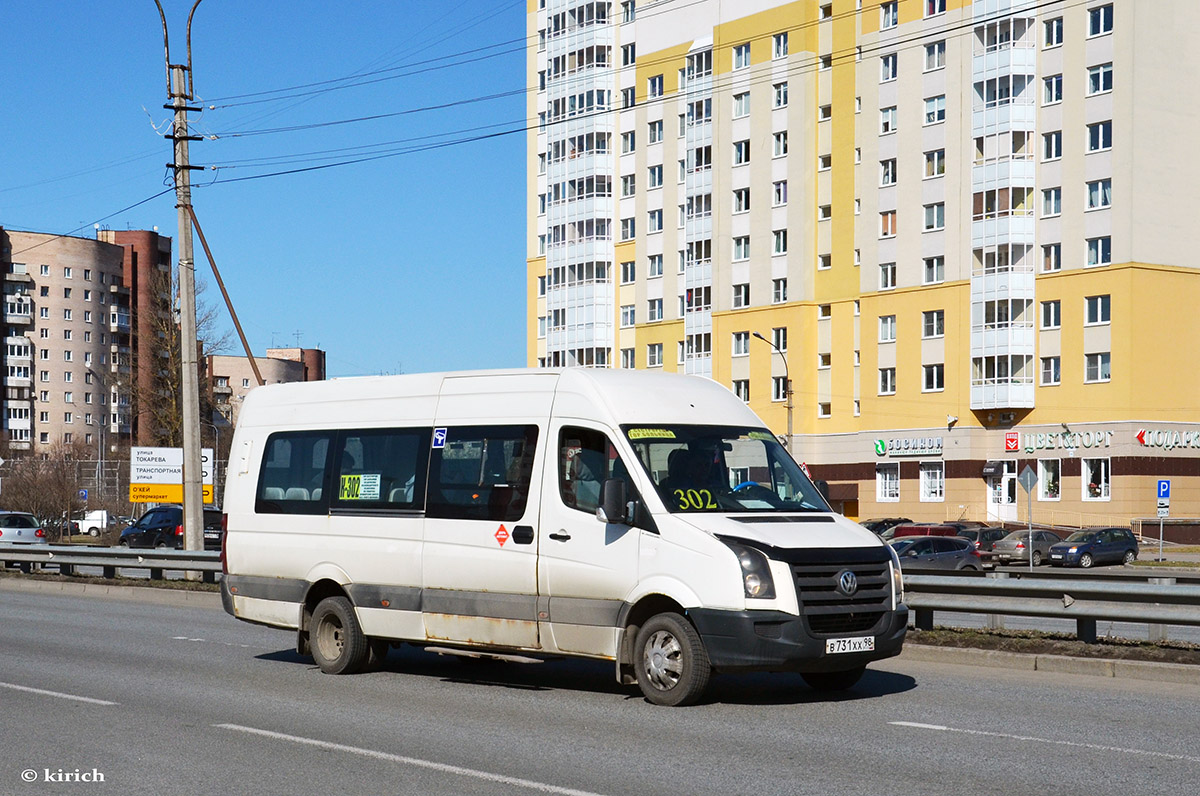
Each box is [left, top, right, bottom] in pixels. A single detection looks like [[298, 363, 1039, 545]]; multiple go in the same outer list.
[[158, 1, 206, 557]]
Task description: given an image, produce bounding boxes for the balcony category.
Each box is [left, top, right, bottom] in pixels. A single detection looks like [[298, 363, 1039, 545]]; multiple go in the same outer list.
[[4, 303, 32, 325], [109, 312, 131, 334]]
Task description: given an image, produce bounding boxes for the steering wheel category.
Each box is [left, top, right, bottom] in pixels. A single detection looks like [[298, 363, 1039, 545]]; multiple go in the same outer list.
[[733, 481, 758, 491]]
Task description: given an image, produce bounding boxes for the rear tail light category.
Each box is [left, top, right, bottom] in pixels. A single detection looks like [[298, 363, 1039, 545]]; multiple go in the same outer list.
[[0, 530, 4, 538], [220, 513, 229, 574], [1015, 541, 1025, 548], [175, 524, 185, 536], [36, 528, 45, 538]]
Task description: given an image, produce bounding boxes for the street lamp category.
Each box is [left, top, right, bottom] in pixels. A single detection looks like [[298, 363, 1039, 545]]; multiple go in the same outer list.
[[752, 331, 793, 451]]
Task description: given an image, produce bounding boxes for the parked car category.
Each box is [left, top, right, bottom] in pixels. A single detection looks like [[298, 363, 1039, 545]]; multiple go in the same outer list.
[[956, 526, 1009, 552], [887, 523, 964, 540], [860, 517, 911, 535], [1049, 527, 1139, 568], [889, 536, 983, 571], [991, 530, 1063, 566], [118, 505, 224, 551], [0, 511, 48, 545]]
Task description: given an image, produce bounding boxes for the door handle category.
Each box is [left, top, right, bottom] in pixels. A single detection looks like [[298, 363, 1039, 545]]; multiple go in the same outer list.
[[512, 525, 535, 545], [549, 531, 572, 542]]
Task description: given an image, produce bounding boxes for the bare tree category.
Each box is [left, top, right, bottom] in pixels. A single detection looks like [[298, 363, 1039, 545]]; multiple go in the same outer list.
[[1, 441, 89, 542]]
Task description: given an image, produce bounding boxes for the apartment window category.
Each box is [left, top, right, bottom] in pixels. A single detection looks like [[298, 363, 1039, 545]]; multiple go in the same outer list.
[[647, 298, 663, 322], [819, 254, 832, 271], [920, 461, 945, 502], [923, 364, 945, 392], [1043, 243, 1062, 272], [816, 204, 831, 221], [1043, 131, 1063, 161], [923, 203, 945, 231], [733, 380, 750, 402], [924, 95, 945, 124], [648, 120, 663, 144], [772, 180, 788, 206], [1087, 237, 1112, 267], [733, 237, 750, 262], [538, 316, 547, 339], [732, 331, 750, 357], [732, 283, 750, 307], [537, 276, 547, 297], [877, 463, 899, 501], [819, 304, 833, 319], [818, 403, 831, 419], [1043, 74, 1063, 105], [647, 343, 663, 367], [1085, 295, 1111, 325], [773, 132, 788, 157], [64, 267, 72, 279], [880, 106, 897, 134], [772, 277, 788, 301], [925, 0, 945, 16], [621, 131, 636, 153], [733, 187, 751, 214], [733, 140, 750, 164], [771, 229, 789, 256], [880, 53, 897, 82], [1088, 120, 1113, 152], [1041, 300, 1061, 329], [773, 32, 788, 59], [879, 261, 897, 290], [924, 149, 945, 177], [64, 390, 73, 402], [923, 310, 945, 338], [1044, 17, 1063, 47], [621, 348, 635, 369], [818, 353, 831, 370], [1042, 187, 1062, 217], [63, 309, 72, 321], [880, 159, 897, 186], [647, 74, 663, 98], [733, 42, 751, 70], [620, 261, 636, 284], [879, 367, 897, 395], [619, 305, 635, 328], [772, 376, 788, 402], [819, 104, 832, 120], [621, 87, 635, 108], [880, 1, 897, 29], [1085, 353, 1111, 383], [1089, 180, 1113, 211], [733, 92, 750, 118], [1041, 357, 1061, 386], [647, 209, 663, 233], [1088, 4, 1113, 37], [621, 0, 636, 23], [820, 55, 832, 70], [622, 43, 636, 66], [925, 40, 946, 70], [648, 164, 663, 188], [773, 82, 788, 108], [772, 327, 787, 352], [620, 217, 636, 240], [820, 4, 833, 20], [880, 211, 897, 239], [1088, 63, 1113, 95], [648, 254, 663, 277], [923, 256, 944, 284], [879, 315, 897, 342]]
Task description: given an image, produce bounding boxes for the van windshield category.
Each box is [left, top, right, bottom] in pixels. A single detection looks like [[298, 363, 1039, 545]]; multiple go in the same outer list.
[[621, 425, 830, 513]]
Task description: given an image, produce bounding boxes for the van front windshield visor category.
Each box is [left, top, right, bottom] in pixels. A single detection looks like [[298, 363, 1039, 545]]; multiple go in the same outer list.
[[622, 425, 831, 513]]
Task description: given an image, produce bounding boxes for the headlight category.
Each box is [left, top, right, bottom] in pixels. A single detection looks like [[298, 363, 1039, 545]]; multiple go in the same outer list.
[[887, 543, 904, 605], [1068, 546, 1078, 553], [720, 539, 776, 599]]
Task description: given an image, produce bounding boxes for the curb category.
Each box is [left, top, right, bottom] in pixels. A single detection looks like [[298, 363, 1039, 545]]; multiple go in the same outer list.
[[901, 642, 1200, 686], [0, 575, 222, 609]]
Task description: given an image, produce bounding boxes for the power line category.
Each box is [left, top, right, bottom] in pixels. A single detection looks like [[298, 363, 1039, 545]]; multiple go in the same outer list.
[[7, 187, 176, 259]]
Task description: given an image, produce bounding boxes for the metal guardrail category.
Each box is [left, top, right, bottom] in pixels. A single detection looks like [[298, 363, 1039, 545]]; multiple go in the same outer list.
[[904, 571, 1200, 642], [0, 543, 220, 583]]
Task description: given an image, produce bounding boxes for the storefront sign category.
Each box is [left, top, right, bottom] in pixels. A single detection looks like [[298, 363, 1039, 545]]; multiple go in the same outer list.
[[874, 436, 943, 457], [1021, 430, 1112, 454], [1136, 428, 1200, 450]]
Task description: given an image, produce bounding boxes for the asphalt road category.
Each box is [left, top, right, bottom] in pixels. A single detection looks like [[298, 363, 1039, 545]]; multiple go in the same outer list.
[[2, 584, 1198, 796]]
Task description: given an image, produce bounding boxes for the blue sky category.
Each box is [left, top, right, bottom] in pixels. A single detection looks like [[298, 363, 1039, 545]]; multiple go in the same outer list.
[[0, 0, 530, 377]]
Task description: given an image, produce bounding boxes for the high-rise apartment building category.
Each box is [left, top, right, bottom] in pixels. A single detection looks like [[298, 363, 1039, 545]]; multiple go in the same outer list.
[[527, 0, 1200, 526]]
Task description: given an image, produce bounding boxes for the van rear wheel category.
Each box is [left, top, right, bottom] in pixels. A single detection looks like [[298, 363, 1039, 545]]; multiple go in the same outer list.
[[633, 613, 711, 706], [311, 596, 368, 674]]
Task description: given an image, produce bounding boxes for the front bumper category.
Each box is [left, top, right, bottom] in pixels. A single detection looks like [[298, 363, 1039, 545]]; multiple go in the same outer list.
[[687, 606, 908, 673]]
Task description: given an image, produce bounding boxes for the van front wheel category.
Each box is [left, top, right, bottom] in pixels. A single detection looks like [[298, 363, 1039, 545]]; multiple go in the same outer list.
[[634, 613, 711, 706], [311, 596, 368, 675]]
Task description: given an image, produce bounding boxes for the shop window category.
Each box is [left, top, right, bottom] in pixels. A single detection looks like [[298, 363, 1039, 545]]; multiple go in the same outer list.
[[1038, 459, 1060, 500], [1082, 458, 1110, 501], [876, 463, 899, 501]]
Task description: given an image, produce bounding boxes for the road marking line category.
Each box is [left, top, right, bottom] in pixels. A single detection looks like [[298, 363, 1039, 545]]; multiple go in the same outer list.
[[890, 721, 1200, 764], [0, 681, 117, 706], [216, 724, 607, 796]]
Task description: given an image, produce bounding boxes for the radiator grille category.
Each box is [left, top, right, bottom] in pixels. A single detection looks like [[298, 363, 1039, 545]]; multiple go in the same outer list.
[[791, 554, 892, 638]]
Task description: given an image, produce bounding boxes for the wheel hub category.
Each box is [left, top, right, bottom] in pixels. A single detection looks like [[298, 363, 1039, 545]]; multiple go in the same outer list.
[[643, 630, 683, 690]]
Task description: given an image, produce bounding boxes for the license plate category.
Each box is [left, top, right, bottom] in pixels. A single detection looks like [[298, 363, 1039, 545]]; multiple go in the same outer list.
[[826, 636, 875, 654], [1051, 554, 1063, 559], [204, 532, 219, 538]]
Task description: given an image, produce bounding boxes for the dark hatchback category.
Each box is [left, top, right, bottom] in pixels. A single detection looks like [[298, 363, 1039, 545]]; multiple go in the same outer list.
[[118, 506, 224, 550], [1048, 527, 1139, 568]]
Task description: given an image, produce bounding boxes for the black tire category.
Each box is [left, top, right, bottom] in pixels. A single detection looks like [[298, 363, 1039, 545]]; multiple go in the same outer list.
[[802, 666, 866, 692], [633, 613, 712, 706], [154, 541, 168, 549], [1122, 550, 1137, 565], [1032, 550, 1042, 566], [310, 596, 369, 675], [88, 527, 99, 537], [1079, 553, 1094, 569]]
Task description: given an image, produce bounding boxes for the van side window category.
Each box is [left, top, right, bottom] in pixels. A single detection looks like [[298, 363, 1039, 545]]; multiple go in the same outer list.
[[427, 425, 538, 521], [331, 428, 430, 511], [559, 427, 628, 515], [257, 432, 332, 515]]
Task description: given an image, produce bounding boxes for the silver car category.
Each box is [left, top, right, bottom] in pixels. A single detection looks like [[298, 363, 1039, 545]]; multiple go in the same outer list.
[[889, 536, 983, 571], [992, 529, 1062, 566], [0, 511, 48, 545]]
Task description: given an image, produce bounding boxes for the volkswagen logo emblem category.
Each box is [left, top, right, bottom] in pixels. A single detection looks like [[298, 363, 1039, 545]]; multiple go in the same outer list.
[[836, 570, 858, 596]]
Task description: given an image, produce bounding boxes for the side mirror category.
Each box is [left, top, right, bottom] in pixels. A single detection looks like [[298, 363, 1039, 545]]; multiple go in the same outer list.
[[815, 479, 830, 502], [596, 478, 629, 524]]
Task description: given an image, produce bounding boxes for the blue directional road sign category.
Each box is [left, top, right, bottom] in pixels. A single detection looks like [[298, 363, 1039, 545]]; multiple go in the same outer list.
[[1158, 480, 1171, 500], [78, 488, 88, 501]]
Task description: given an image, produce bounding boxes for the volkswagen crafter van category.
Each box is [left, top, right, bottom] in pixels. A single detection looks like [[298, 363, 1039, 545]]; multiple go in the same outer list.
[[221, 369, 907, 705]]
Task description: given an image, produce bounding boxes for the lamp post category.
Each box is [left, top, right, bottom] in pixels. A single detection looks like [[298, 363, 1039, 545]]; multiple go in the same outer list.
[[752, 331, 793, 451]]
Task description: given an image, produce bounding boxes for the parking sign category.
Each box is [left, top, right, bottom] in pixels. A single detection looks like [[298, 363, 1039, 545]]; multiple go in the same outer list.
[[1157, 479, 1171, 500]]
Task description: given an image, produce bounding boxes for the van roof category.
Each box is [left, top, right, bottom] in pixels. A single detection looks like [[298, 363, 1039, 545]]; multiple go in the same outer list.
[[237, 368, 764, 432]]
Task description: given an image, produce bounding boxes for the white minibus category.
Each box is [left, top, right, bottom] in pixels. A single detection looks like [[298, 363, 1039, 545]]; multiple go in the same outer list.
[[221, 369, 907, 705]]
